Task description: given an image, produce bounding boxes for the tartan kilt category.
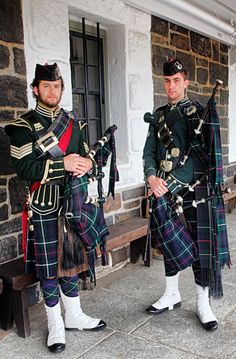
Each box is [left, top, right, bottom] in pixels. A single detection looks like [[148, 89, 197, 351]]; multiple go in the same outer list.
[[150, 194, 198, 273], [28, 209, 63, 278], [25, 182, 109, 282]]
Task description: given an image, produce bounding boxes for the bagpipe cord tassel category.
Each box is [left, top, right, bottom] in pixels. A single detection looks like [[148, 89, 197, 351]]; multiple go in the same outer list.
[[107, 133, 119, 198]]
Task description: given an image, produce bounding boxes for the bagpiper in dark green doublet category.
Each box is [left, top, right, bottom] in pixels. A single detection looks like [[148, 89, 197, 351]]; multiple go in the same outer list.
[[143, 97, 231, 297], [5, 102, 110, 287]]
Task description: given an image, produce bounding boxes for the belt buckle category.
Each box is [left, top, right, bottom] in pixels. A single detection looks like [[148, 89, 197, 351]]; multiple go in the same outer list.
[[157, 124, 167, 139], [37, 132, 59, 153]]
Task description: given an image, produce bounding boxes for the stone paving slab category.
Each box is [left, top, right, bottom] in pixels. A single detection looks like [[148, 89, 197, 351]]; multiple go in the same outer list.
[[79, 331, 198, 359], [78, 286, 151, 333], [97, 258, 195, 306], [133, 309, 236, 359], [0, 306, 114, 359], [0, 213, 235, 359]]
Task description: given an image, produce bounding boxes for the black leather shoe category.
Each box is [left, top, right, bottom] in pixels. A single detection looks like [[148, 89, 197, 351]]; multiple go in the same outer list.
[[48, 343, 66, 353], [86, 320, 106, 331], [146, 302, 181, 314], [197, 315, 218, 331], [67, 320, 107, 332]]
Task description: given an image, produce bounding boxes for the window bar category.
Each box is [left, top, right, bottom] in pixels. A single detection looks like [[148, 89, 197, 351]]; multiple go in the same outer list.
[[82, 18, 89, 141], [97, 22, 103, 137]]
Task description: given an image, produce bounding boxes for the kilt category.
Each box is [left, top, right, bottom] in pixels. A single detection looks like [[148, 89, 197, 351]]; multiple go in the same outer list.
[[31, 209, 61, 278], [150, 194, 198, 274], [25, 181, 109, 283]]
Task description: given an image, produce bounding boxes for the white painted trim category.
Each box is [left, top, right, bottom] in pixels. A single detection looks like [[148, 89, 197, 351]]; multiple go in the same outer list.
[[123, 0, 236, 45]]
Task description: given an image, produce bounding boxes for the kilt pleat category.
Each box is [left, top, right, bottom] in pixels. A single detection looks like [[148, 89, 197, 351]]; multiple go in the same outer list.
[[150, 195, 198, 273]]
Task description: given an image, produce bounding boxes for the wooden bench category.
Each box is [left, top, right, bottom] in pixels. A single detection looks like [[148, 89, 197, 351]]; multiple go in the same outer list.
[[0, 258, 38, 338], [223, 183, 236, 213], [0, 217, 149, 338], [106, 217, 150, 265]]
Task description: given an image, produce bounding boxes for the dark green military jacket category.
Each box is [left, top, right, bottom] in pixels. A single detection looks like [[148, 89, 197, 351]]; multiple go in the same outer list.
[[143, 97, 202, 195], [5, 102, 92, 215]]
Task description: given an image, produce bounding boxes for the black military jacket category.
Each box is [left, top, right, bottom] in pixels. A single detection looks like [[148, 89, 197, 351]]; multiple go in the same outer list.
[[5, 102, 91, 214], [143, 98, 202, 195]]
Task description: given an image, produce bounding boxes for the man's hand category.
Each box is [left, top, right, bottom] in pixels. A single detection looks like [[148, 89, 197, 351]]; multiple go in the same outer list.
[[148, 175, 168, 198], [63, 154, 92, 177]]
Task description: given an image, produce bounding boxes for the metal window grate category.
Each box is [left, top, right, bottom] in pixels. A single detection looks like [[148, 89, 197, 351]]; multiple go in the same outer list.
[[70, 18, 105, 146]]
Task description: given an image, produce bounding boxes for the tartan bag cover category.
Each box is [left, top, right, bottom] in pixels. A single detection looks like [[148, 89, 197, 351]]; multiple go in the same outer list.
[[59, 175, 109, 271], [184, 98, 231, 297], [150, 194, 198, 271], [201, 99, 231, 295]]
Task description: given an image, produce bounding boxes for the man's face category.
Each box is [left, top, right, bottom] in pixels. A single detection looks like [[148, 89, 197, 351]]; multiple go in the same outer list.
[[164, 72, 189, 104], [33, 79, 63, 109]]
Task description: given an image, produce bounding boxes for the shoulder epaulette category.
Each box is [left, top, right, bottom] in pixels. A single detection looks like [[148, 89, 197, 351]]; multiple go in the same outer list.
[[154, 104, 168, 114], [5, 110, 35, 135]]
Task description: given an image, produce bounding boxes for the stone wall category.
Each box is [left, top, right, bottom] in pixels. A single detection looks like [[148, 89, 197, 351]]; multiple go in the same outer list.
[[151, 16, 236, 180], [0, 0, 28, 264]]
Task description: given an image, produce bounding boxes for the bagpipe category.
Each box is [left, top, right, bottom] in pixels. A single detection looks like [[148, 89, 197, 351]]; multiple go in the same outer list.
[[58, 125, 119, 272], [143, 79, 226, 271]]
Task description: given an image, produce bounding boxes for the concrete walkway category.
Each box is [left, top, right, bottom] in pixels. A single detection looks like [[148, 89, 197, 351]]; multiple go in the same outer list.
[[0, 212, 236, 359]]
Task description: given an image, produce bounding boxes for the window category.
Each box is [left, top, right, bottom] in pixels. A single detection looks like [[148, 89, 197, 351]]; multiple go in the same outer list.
[[70, 19, 106, 146]]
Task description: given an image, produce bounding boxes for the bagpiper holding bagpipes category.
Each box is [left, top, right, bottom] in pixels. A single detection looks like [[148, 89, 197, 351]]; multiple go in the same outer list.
[[5, 63, 119, 353], [142, 58, 231, 332]]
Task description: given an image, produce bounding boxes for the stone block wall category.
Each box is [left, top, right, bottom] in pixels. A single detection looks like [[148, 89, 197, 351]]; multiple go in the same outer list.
[[0, 0, 28, 264], [151, 15, 235, 179]]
